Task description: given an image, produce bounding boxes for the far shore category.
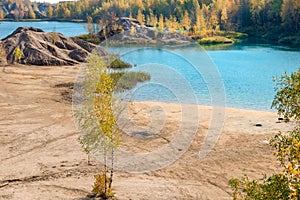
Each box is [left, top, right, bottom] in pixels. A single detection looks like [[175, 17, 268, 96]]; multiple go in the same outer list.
[[0, 19, 86, 23]]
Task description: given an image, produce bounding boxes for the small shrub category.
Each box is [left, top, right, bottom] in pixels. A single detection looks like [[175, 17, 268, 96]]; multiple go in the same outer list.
[[92, 173, 114, 198], [108, 59, 131, 69], [218, 31, 248, 39], [51, 32, 59, 44], [75, 34, 100, 44], [197, 36, 233, 44], [13, 46, 23, 63], [270, 127, 300, 198], [110, 71, 151, 92], [229, 174, 290, 200]]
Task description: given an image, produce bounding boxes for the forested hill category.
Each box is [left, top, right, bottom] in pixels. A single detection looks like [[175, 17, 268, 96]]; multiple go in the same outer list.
[[0, 0, 299, 41]]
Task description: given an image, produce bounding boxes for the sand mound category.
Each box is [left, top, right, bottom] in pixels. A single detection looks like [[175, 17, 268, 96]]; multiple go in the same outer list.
[[1, 27, 106, 66], [98, 17, 193, 45]]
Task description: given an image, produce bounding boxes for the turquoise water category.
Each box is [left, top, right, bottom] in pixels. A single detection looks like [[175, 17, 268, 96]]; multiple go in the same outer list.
[[0, 21, 299, 111], [208, 45, 300, 110], [0, 21, 88, 39], [107, 43, 300, 111]]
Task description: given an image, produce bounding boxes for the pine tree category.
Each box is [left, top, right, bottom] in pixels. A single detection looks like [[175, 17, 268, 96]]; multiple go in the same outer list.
[[0, 10, 4, 19], [193, 0, 205, 35], [181, 10, 191, 32], [130, 25, 136, 36], [172, 16, 179, 31], [47, 6, 53, 18], [281, 0, 299, 32], [209, 11, 219, 33], [29, 9, 36, 19], [221, 7, 228, 30], [64, 8, 71, 18], [148, 9, 157, 27], [136, 9, 145, 27], [165, 16, 173, 31], [87, 16, 93, 34], [158, 14, 164, 32]]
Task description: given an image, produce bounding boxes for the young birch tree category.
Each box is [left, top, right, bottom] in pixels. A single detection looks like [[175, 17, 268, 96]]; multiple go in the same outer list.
[[77, 52, 120, 198]]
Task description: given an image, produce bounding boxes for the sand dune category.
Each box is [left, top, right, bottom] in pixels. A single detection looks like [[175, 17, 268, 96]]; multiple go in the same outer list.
[[0, 65, 295, 199]]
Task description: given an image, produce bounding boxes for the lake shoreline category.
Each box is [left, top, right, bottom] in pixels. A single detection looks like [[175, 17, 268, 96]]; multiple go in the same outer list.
[[0, 64, 296, 199], [128, 100, 275, 112], [1, 20, 299, 46], [0, 23, 299, 111], [109, 45, 300, 111], [0, 18, 86, 23]]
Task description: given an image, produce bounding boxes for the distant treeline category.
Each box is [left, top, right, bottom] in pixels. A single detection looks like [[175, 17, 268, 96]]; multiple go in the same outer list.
[[0, 0, 299, 38]]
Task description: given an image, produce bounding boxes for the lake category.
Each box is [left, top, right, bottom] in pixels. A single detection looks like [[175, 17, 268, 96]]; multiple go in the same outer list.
[[107, 42, 300, 111], [1, 21, 299, 111], [0, 21, 88, 39]]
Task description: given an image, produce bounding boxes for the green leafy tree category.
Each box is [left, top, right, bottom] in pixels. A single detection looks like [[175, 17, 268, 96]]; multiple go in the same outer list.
[[229, 174, 290, 200], [272, 69, 300, 121]]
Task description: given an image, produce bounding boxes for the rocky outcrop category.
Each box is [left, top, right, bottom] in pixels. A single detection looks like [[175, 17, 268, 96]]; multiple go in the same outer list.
[[98, 17, 193, 45], [1, 27, 106, 66]]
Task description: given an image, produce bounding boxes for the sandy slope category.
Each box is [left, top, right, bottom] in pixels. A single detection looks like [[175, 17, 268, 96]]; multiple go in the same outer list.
[[0, 65, 295, 200]]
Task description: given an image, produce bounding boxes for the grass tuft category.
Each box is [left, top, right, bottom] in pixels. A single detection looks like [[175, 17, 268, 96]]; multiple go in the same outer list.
[[197, 36, 234, 44], [110, 71, 150, 92]]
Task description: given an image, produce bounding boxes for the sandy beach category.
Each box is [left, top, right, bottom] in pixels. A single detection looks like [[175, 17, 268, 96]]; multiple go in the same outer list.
[[0, 65, 295, 199]]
